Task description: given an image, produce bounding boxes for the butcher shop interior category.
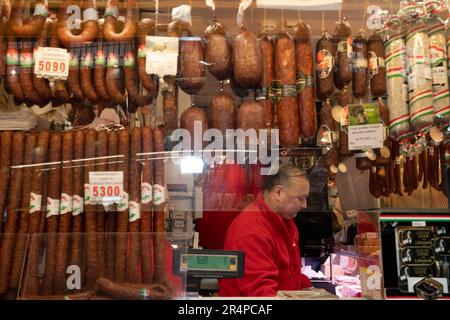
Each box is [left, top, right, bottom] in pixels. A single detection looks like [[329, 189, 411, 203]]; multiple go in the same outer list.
[[0, 0, 450, 300]]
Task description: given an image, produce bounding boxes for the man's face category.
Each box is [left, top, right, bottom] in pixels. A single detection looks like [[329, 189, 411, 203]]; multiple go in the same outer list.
[[273, 177, 310, 219]]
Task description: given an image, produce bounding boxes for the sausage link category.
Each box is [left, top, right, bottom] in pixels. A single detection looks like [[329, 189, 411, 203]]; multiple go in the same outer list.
[[53, 131, 74, 294], [204, 21, 232, 82], [115, 129, 130, 282], [96, 277, 172, 300], [80, 45, 98, 103], [103, 0, 138, 42], [140, 127, 153, 284], [0, 131, 12, 234], [9, 0, 47, 37], [8, 133, 36, 291], [181, 106, 208, 150], [50, 19, 71, 103], [84, 129, 98, 289], [93, 130, 108, 280], [128, 127, 142, 283], [23, 129, 50, 295], [257, 34, 274, 128], [6, 37, 25, 104], [334, 21, 353, 90], [352, 34, 368, 100], [124, 42, 151, 110], [41, 132, 63, 295], [69, 130, 85, 281], [68, 48, 84, 102], [208, 91, 237, 134], [316, 32, 335, 100], [338, 88, 353, 158], [162, 75, 178, 138], [276, 32, 300, 148], [232, 27, 263, 89], [57, 0, 99, 47], [153, 127, 167, 284], [33, 18, 53, 102], [138, 18, 158, 96], [105, 130, 118, 280], [178, 36, 206, 95], [106, 45, 126, 105], [0, 22, 6, 81], [0, 131, 25, 294], [294, 21, 317, 144], [368, 31, 386, 98], [20, 39, 46, 106]]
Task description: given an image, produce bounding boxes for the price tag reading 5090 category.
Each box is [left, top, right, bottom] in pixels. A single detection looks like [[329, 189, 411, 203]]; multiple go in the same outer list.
[[34, 47, 70, 80]]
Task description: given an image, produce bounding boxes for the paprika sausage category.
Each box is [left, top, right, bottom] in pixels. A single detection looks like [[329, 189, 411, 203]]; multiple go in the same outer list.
[[294, 21, 317, 144], [137, 18, 158, 97], [367, 31, 386, 98], [352, 33, 368, 100], [334, 20, 353, 90], [316, 32, 335, 101], [103, 0, 138, 42], [275, 32, 300, 148], [257, 32, 274, 128], [0, 131, 25, 294], [140, 127, 153, 284], [41, 132, 63, 295], [57, 0, 99, 47], [33, 18, 52, 102]]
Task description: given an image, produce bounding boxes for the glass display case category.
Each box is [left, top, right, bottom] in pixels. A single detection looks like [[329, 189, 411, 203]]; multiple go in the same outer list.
[[6, 233, 189, 300]]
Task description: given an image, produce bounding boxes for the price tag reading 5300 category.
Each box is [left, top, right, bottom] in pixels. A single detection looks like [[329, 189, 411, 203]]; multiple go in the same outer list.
[[89, 171, 123, 205], [34, 47, 70, 80]]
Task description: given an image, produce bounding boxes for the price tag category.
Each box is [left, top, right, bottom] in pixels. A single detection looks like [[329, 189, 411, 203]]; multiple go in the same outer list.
[[34, 47, 70, 80], [89, 171, 123, 205], [145, 36, 179, 77], [348, 124, 384, 151]]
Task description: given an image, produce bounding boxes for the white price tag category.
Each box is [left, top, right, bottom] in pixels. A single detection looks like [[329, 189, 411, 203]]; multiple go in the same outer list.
[[145, 36, 179, 77], [348, 124, 384, 151], [89, 171, 123, 205], [34, 47, 70, 80]]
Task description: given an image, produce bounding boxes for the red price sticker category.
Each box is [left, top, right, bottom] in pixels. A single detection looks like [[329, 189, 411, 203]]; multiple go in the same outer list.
[[89, 171, 123, 205], [34, 47, 70, 80]]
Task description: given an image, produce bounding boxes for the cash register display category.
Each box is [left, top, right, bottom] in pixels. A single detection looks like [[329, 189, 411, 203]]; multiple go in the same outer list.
[[180, 254, 238, 272]]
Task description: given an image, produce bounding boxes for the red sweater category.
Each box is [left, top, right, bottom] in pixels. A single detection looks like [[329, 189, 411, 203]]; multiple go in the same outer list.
[[219, 193, 312, 297]]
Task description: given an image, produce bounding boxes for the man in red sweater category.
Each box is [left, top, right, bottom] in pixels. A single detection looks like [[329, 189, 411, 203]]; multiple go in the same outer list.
[[219, 164, 312, 297]]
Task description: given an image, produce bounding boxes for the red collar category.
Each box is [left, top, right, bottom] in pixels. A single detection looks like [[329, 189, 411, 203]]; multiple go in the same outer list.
[[255, 193, 296, 232]]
